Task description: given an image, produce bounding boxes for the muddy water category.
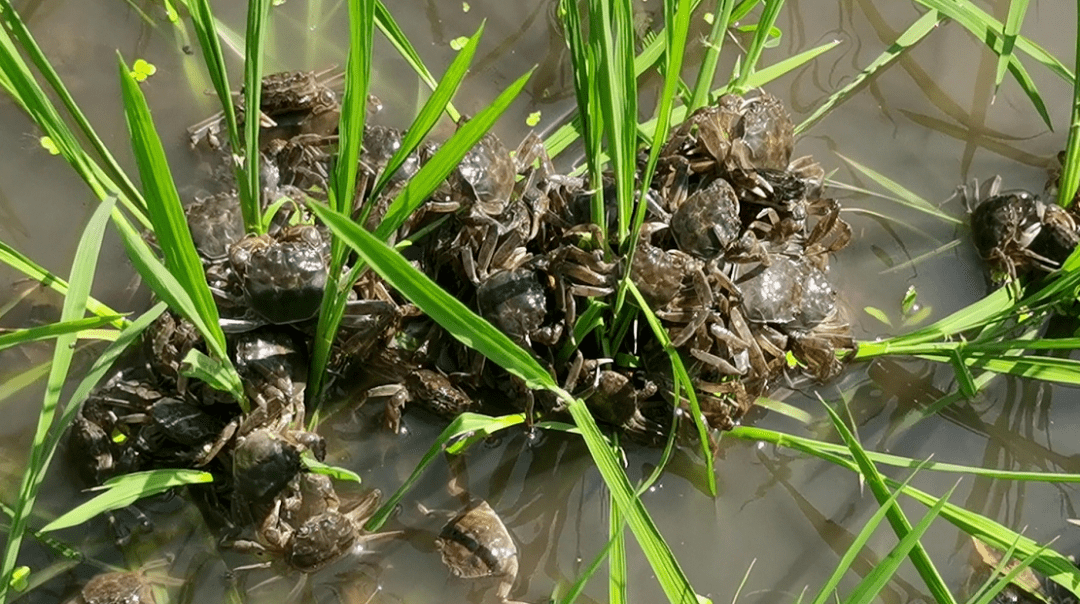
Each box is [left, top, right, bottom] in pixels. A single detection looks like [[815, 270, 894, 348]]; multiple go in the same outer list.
[[2, 0, 1079, 602]]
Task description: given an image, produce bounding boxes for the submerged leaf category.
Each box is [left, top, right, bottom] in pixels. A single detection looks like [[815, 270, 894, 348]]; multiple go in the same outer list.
[[42, 470, 213, 532]]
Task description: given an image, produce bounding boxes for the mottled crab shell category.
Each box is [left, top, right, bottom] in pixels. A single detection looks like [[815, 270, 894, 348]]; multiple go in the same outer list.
[[671, 178, 741, 259], [77, 571, 155, 604], [437, 501, 519, 580], [740, 256, 835, 331]]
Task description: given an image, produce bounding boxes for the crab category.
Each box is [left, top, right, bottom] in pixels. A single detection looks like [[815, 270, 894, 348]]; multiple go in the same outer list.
[[434, 500, 524, 604], [364, 363, 476, 434], [222, 225, 328, 330], [476, 267, 561, 347]]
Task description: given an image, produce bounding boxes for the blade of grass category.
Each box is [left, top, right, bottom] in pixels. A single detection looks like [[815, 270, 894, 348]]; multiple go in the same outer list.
[[993, 0, 1029, 96], [0, 242, 125, 329], [0, 0, 148, 223], [312, 203, 709, 604], [730, 0, 784, 92], [0, 196, 115, 600], [688, 0, 735, 113], [610, 456, 628, 604], [369, 23, 485, 201], [797, 10, 942, 135], [808, 465, 924, 604], [374, 0, 460, 122], [823, 402, 957, 604], [110, 212, 245, 407], [837, 154, 962, 225], [364, 412, 525, 530], [331, 0, 375, 217], [1057, 7, 1080, 209], [117, 55, 226, 358], [41, 470, 213, 533], [0, 316, 123, 352], [843, 481, 958, 604], [241, 0, 273, 234]]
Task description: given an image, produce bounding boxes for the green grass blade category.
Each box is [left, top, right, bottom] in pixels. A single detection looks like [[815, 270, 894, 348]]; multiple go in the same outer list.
[[308, 67, 533, 405], [109, 212, 245, 408], [41, 469, 213, 533], [916, 351, 1080, 386], [186, 0, 243, 154], [837, 154, 962, 225], [797, 10, 942, 135], [993, 0, 1029, 94], [822, 402, 957, 604], [364, 413, 524, 530], [618, 0, 694, 313], [730, 425, 1080, 482], [730, 424, 1080, 600], [0, 196, 115, 601], [373, 68, 534, 241], [844, 481, 957, 604], [590, 0, 638, 243], [44, 303, 167, 458], [627, 283, 716, 496], [370, 23, 484, 200], [1057, 7, 1080, 209], [808, 467, 924, 604], [312, 203, 708, 604], [731, 0, 784, 92], [332, 0, 375, 216], [241, 0, 273, 234], [0, 242, 124, 327], [117, 55, 226, 357], [689, 0, 735, 113], [0, 316, 123, 352], [374, 0, 460, 121], [609, 468, 628, 604]]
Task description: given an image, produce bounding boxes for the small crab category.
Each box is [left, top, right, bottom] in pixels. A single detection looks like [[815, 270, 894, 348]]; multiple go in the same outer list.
[[476, 267, 561, 347], [670, 178, 742, 260], [232, 477, 385, 574], [225, 225, 328, 329], [365, 366, 476, 434], [564, 354, 665, 440], [435, 500, 524, 604], [185, 191, 245, 261], [68, 561, 181, 604]]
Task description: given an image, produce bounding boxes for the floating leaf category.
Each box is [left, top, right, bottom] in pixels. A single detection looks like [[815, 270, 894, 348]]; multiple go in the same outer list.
[[526, 110, 541, 126], [303, 455, 362, 483], [129, 58, 157, 82], [703, 12, 714, 24], [901, 285, 918, 315], [38, 136, 59, 155], [462, 1, 470, 11], [864, 306, 893, 327], [10, 567, 28, 591], [450, 36, 469, 50]]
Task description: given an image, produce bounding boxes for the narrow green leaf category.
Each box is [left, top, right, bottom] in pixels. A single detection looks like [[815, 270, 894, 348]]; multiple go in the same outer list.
[[809, 467, 924, 604], [796, 10, 942, 135], [374, 0, 460, 121], [302, 456, 362, 483], [117, 54, 226, 359], [180, 349, 242, 395], [844, 482, 958, 604], [731, 0, 784, 92], [1057, 7, 1080, 209], [948, 348, 977, 397], [374, 68, 534, 241], [241, 0, 273, 234], [0, 196, 115, 598], [863, 306, 892, 327], [993, 0, 1029, 94], [689, 0, 735, 112], [837, 154, 962, 225], [901, 285, 918, 315], [332, 0, 375, 216], [0, 316, 122, 352], [42, 469, 213, 533], [110, 213, 246, 408], [0, 241, 125, 329], [823, 403, 957, 604], [370, 23, 485, 199]]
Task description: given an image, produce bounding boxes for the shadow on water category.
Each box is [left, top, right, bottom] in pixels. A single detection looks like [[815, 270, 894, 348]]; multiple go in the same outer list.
[[2, 0, 1080, 602]]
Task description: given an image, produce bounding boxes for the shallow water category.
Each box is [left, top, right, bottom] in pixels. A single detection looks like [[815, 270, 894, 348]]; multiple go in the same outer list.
[[2, 0, 1080, 602]]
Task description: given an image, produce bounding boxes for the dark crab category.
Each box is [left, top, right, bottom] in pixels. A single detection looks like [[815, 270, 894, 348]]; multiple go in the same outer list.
[[670, 178, 743, 260], [965, 177, 1078, 281], [226, 225, 328, 329], [365, 365, 476, 434], [476, 267, 562, 347]]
